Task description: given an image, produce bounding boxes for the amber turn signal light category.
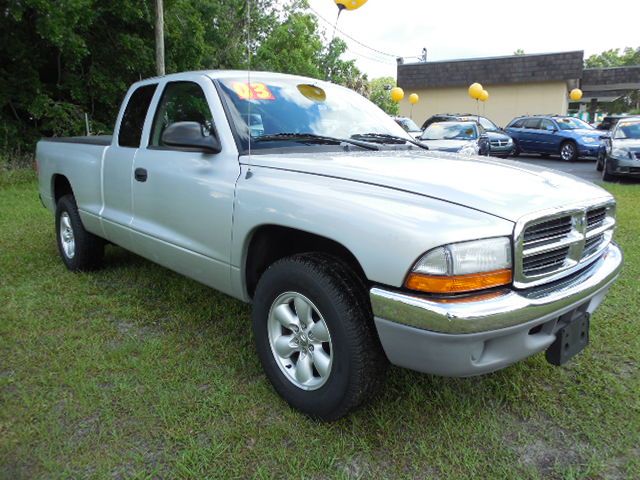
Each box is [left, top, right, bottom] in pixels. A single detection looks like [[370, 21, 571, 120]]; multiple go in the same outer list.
[[405, 269, 512, 294]]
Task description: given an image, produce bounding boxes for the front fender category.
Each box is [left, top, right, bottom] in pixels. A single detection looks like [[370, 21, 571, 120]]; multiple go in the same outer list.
[[231, 165, 514, 299]]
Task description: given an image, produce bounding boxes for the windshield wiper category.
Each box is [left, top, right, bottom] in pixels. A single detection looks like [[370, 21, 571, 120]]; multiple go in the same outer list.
[[254, 132, 379, 151], [351, 133, 429, 150]]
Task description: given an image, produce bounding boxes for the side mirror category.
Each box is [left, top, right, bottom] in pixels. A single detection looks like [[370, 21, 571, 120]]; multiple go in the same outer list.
[[161, 121, 222, 154], [545, 126, 557, 132]]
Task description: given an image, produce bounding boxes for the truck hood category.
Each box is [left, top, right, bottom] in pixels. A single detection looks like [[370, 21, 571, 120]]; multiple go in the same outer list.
[[243, 149, 611, 222]]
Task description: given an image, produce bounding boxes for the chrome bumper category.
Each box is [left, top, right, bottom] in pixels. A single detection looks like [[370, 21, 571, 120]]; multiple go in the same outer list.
[[371, 243, 622, 335], [370, 243, 622, 376]]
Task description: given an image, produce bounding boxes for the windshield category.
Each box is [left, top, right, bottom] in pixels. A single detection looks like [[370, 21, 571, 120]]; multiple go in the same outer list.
[[614, 121, 640, 139], [395, 117, 420, 132], [556, 117, 593, 131], [421, 123, 478, 140], [461, 116, 498, 131], [217, 76, 411, 151]]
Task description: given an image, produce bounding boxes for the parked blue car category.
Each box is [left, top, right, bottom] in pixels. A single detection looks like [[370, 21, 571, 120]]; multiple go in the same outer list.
[[505, 115, 607, 161]]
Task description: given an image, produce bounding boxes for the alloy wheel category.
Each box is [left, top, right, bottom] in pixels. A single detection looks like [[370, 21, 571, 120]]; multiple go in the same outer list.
[[59, 211, 75, 259], [267, 292, 333, 390]]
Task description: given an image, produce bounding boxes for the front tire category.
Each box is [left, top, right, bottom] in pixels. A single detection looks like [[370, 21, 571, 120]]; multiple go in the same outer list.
[[601, 157, 616, 182], [252, 253, 387, 421], [560, 141, 578, 161], [55, 194, 104, 271]]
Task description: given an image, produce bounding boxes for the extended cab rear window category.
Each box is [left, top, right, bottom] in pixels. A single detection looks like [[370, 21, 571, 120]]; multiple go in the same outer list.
[[118, 84, 157, 148]]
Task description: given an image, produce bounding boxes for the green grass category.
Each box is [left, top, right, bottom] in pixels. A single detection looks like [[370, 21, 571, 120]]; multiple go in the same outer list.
[[1, 170, 639, 479]]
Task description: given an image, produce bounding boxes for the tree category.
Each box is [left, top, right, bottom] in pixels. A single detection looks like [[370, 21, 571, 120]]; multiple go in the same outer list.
[[513, 49, 525, 56], [368, 77, 399, 115], [584, 47, 640, 68], [584, 47, 640, 113], [0, 0, 365, 153]]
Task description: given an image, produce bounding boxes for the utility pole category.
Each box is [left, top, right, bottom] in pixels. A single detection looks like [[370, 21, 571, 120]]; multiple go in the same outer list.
[[155, 0, 165, 76]]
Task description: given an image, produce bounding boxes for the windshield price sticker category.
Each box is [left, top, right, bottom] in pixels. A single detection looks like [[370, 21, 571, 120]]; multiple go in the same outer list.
[[232, 82, 275, 101]]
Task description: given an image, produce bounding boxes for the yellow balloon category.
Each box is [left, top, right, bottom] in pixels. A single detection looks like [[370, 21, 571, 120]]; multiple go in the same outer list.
[[390, 87, 404, 103], [335, 0, 368, 11], [570, 88, 583, 101], [409, 93, 419, 105], [468, 82, 483, 100], [478, 89, 489, 102]]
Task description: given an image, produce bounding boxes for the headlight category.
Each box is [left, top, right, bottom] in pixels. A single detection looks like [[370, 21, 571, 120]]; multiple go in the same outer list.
[[458, 144, 478, 156], [581, 136, 597, 144], [611, 148, 633, 160], [405, 237, 513, 294]]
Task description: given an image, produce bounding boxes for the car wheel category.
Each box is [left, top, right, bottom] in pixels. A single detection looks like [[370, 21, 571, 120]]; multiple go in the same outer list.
[[511, 143, 521, 157], [55, 194, 105, 271], [596, 153, 604, 172], [560, 141, 578, 161], [601, 157, 616, 182], [252, 253, 387, 421]]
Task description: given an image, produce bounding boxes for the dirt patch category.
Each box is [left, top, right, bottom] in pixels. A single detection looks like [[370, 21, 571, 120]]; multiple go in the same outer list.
[[504, 412, 588, 477]]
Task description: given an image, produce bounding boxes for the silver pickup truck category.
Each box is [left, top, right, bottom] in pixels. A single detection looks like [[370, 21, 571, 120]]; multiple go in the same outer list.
[[36, 70, 623, 420]]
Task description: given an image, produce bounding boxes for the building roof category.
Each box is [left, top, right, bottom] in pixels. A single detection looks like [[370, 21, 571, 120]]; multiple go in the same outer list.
[[397, 51, 584, 89], [582, 66, 640, 91]]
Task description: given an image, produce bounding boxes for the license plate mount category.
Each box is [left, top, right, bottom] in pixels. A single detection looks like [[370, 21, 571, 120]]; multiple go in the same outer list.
[[545, 312, 590, 366]]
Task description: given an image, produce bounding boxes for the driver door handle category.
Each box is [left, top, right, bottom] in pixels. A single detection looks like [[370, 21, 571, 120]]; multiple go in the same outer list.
[[134, 168, 148, 182]]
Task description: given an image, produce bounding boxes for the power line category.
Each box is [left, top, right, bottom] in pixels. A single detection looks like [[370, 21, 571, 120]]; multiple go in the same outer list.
[[307, 4, 404, 59]]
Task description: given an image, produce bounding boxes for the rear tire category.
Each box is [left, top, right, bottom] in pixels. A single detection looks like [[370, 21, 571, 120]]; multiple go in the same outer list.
[[252, 253, 387, 421], [55, 194, 104, 271], [596, 154, 604, 172]]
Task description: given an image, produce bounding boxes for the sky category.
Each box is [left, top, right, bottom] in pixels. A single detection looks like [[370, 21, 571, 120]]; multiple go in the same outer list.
[[306, 0, 640, 79]]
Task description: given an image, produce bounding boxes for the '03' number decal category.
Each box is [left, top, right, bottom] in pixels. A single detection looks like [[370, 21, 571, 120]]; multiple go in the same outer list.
[[231, 82, 275, 101]]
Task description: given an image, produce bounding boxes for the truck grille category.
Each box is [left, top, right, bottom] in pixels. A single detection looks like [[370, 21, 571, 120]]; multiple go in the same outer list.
[[514, 201, 616, 288], [523, 216, 572, 246], [523, 246, 570, 276], [490, 140, 509, 147], [586, 207, 606, 230]]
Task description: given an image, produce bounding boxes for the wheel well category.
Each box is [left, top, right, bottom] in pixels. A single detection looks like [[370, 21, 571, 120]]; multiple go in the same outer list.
[[245, 225, 368, 298], [560, 139, 576, 148], [52, 175, 73, 204]]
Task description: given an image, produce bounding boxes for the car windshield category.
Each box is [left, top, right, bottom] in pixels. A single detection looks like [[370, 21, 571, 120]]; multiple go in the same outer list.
[[217, 76, 411, 151], [396, 117, 420, 132], [421, 123, 477, 140], [614, 121, 640, 139], [555, 117, 593, 130], [461, 116, 498, 131]]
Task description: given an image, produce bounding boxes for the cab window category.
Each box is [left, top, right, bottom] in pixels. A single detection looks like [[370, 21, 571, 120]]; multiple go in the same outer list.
[[118, 84, 157, 148], [150, 81, 214, 147]]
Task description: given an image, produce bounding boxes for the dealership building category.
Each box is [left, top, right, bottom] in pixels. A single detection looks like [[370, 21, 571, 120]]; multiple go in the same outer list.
[[396, 51, 640, 127]]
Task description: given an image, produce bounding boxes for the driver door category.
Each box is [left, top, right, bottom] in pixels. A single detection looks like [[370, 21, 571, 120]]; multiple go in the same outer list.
[[129, 78, 240, 294]]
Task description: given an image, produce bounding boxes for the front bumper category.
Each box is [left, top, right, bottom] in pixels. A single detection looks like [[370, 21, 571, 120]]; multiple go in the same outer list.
[[607, 156, 640, 177], [370, 243, 622, 377], [489, 145, 514, 157], [578, 144, 605, 159]]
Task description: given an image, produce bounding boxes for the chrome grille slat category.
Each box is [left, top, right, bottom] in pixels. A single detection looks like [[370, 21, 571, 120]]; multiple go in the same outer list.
[[583, 233, 604, 258], [514, 200, 616, 288], [523, 216, 572, 244], [586, 207, 606, 231], [522, 247, 569, 275]]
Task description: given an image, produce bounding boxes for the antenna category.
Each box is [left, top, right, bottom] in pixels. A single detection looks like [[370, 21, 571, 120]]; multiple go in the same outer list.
[[246, 0, 251, 157]]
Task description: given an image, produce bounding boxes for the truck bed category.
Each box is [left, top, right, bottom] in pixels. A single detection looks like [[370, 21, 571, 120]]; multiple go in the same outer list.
[[41, 135, 112, 146]]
